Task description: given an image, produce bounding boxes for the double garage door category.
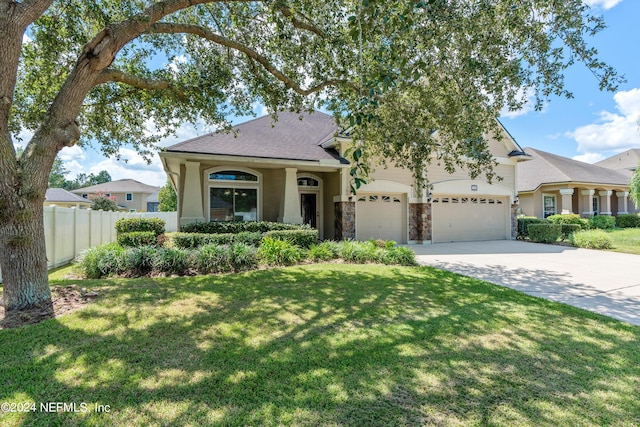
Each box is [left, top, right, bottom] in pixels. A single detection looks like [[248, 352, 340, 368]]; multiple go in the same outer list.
[[431, 195, 509, 243], [356, 193, 406, 243], [355, 193, 510, 243]]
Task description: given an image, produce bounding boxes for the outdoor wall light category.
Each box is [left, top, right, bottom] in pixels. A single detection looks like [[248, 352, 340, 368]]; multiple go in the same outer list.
[[471, 184, 478, 191]]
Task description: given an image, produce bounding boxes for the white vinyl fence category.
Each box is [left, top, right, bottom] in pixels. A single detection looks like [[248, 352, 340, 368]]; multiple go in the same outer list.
[[0, 207, 177, 282]]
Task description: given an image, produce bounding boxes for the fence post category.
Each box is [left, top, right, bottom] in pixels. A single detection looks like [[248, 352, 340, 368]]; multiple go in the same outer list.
[[72, 207, 78, 259], [50, 206, 57, 268]]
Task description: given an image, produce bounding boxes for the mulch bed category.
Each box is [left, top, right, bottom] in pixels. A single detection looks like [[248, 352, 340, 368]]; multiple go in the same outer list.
[[0, 285, 100, 329]]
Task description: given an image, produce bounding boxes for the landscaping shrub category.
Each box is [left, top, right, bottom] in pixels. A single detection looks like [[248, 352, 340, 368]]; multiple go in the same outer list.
[[547, 214, 588, 229], [117, 231, 158, 247], [115, 217, 165, 236], [195, 244, 231, 274], [616, 213, 640, 228], [309, 242, 339, 262], [172, 232, 234, 249], [264, 229, 318, 248], [76, 243, 124, 279], [229, 243, 259, 272], [234, 231, 264, 247], [153, 247, 193, 275], [571, 230, 613, 249], [588, 215, 616, 230], [382, 246, 417, 266], [258, 237, 304, 266], [517, 217, 546, 239], [560, 224, 581, 241], [527, 223, 562, 243], [121, 246, 157, 277], [180, 220, 308, 234]]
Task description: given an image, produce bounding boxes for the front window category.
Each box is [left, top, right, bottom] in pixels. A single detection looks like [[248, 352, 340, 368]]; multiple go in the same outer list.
[[210, 188, 257, 221], [126, 193, 132, 201], [543, 194, 556, 218], [209, 171, 258, 182]]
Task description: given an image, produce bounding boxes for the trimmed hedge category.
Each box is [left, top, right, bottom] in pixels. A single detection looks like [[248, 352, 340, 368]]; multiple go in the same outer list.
[[616, 213, 640, 228], [527, 223, 562, 243], [264, 229, 318, 248], [517, 217, 546, 239], [571, 230, 613, 249], [180, 220, 308, 234], [115, 217, 165, 236], [560, 224, 581, 241], [172, 232, 234, 249], [117, 231, 158, 247], [589, 215, 616, 230], [547, 214, 588, 229]]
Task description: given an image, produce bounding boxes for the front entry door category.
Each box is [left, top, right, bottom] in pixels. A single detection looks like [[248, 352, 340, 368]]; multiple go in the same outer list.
[[300, 193, 317, 228]]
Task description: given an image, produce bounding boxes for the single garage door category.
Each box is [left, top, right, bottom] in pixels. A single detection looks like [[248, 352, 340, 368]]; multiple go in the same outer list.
[[432, 196, 509, 243], [356, 193, 406, 243]]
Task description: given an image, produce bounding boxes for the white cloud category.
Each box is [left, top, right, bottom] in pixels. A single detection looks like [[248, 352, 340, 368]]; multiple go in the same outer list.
[[89, 148, 167, 186], [166, 54, 187, 74], [572, 152, 606, 164], [500, 87, 545, 119], [567, 88, 640, 154], [22, 33, 32, 44], [58, 145, 85, 162], [583, 0, 623, 10]]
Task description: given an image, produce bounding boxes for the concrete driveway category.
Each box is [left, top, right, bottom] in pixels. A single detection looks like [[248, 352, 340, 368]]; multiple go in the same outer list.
[[411, 240, 640, 326]]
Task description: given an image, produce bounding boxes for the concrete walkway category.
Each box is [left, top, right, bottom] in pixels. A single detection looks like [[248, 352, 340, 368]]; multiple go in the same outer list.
[[411, 240, 640, 326]]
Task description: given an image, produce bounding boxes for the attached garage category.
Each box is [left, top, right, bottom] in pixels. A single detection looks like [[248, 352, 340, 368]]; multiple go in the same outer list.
[[356, 193, 407, 243], [431, 195, 510, 243]]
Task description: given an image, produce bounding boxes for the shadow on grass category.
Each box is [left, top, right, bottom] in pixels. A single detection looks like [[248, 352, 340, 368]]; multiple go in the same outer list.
[[0, 264, 639, 426]]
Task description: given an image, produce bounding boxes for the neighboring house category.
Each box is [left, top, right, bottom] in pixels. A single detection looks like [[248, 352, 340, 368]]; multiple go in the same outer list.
[[595, 148, 640, 173], [71, 179, 160, 212], [146, 191, 160, 212], [44, 188, 92, 209], [159, 111, 528, 243], [517, 147, 637, 218]]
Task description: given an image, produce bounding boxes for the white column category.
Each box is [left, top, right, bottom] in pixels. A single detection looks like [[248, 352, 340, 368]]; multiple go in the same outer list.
[[600, 190, 613, 215], [279, 167, 303, 224], [581, 189, 595, 217], [559, 188, 574, 214], [617, 191, 629, 215], [181, 161, 205, 225]]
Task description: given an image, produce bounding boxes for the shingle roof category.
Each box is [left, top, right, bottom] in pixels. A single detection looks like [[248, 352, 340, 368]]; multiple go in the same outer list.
[[45, 188, 91, 203], [595, 148, 640, 171], [71, 179, 160, 194], [165, 111, 348, 164], [146, 191, 159, 203], [518, 147, 631, 192]]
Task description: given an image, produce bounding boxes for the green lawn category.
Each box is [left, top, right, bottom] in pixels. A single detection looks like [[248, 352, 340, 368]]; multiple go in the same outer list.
[[1, 264, 639, 426], [607, 228, 640, 255]]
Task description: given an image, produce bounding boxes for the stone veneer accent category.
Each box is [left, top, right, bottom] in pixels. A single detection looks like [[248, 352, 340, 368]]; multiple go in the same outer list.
[[409, 203, 432, 242], [511, 203, 518, 239], [334, 201, 355, 240]]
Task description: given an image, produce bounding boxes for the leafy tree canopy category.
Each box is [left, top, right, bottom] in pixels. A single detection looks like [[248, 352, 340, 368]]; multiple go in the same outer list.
[[89, 191, 118, 211], [158, 180, 177, 212]]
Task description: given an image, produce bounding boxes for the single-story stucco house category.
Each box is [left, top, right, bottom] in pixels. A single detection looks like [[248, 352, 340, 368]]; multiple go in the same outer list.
[[44, 188, 92, 209], [72, 179, 160, 212], [159, 111, 529, 243], [517, 147, 638, 218]]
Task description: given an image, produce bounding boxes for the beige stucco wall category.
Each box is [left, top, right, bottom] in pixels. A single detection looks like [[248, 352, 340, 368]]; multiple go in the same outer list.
[[109, 192, 150, 212]]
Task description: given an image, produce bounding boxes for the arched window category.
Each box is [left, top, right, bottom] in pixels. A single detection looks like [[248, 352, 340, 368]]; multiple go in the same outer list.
[[209, 170, 258, 182], [297, 177, 319, 187]]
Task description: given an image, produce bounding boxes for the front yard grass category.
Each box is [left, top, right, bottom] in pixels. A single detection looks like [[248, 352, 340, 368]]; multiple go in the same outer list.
[[1, 264, 639, 426], [607, 227, 640, 255]]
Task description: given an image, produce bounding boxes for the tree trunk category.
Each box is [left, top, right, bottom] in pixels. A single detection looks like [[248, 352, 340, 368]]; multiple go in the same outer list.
[[0, 196, 53, 325]]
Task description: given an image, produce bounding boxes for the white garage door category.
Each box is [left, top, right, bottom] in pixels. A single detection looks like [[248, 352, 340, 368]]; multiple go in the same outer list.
[[432, 196, 509, 243], [356, 194, 406, 243]]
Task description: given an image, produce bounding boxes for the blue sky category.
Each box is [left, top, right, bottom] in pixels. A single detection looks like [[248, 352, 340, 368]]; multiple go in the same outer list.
[[49, 0, 640, 187]]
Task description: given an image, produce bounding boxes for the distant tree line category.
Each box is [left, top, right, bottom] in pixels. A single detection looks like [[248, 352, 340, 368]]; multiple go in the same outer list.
[[48, 156, 111, 190]]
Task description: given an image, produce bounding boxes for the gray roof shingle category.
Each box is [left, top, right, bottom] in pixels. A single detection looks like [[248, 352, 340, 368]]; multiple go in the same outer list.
[[165, 111, 348, 164], [45, 188, 91, 203], [71, 179, 160, 194], [518, 147, 631, 192], [595, 148, 640, 171]]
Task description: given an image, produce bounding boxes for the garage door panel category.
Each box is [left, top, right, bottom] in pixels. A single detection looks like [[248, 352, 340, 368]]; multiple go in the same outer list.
[[432, 196, 508, 243], [356, 194, 406, 243]]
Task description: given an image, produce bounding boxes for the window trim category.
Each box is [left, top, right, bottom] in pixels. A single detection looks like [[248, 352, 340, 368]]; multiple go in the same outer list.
[[205, 166, 262, 222], [542, 193, 557, 218]]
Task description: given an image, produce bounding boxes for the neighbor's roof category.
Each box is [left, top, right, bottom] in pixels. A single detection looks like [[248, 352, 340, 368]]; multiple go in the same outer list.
[[595, 148, 640, 171], [165, 111, 348, 164], [45, 188, 91, 203], [71, 179, 160, 194], [146, 191, 159, 203], [518, 147, 631, 193]]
